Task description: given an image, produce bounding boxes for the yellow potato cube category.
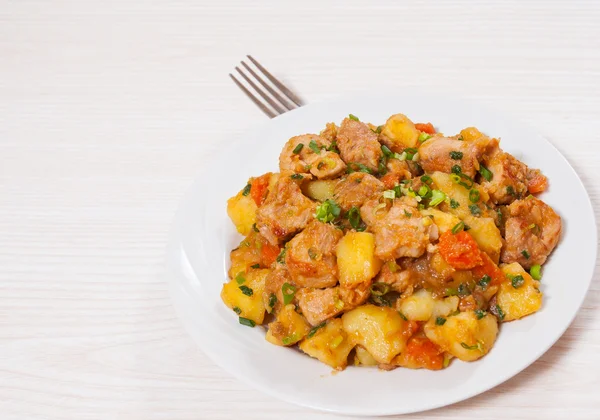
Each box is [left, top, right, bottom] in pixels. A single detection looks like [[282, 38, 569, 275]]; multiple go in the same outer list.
[[299, 318, 355, 369], [336, 232, 382, 287], [497, 262, 542, 321], [220, 268, 270, 325], [354, 345, 378, 366], [266, 304, 311, 346], [424, 311, 498, 362], [464, 215, 503, 263], [421, 208, 461, 234], [381, 113, 420, 149], [227, 189, 258, 236], [302, 180, 337, 202], [342, 304, 408, 364], [398, 289, 459, 321]]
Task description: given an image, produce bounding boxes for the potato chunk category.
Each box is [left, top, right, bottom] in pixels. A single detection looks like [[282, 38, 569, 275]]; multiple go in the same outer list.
[[354, 345, 378, 366], [463, 215, 503, 262], [398, 289, 459, 321], [430, 172, 490, 220], [221, 268, 270, 325], [342, 304, 408, 364], [336, 232, 383, 287], [421, 208, 461, 234], [227, 189, 258, 236], [381, 113, 420, 150], [497, 262, 542, 321], [299, 318, 355, 369], [301, 180, 337, 202], [266, 304, 311, 346], [424, 311, 498, 362]]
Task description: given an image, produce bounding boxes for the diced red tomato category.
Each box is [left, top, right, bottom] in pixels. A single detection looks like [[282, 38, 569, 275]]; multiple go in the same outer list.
[[415, 122, 436, 134], [260, 242, 280, 266], [438, 230, 483, 270], [250, 174, 270, 206], [401, 336, 444, 370]]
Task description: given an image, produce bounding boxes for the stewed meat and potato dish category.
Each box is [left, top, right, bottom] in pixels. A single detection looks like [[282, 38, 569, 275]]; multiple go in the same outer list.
[[222, 113, 561, 371]]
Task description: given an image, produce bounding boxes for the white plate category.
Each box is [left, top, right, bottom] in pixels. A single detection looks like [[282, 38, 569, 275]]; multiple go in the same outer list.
[[166, 92, 597, 416]]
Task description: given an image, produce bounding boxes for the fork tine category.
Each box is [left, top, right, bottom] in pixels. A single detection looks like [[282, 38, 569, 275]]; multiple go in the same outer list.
[[229, 74, 277, 118], [241, 61, 295, 111], [235, 67, 286, 115], [247, 55, 304, 107]]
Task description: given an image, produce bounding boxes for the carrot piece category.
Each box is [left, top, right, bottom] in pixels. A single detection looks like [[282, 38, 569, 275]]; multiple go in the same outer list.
[[415, 122, 436, 134], [438, 230, 483, 270], [250, 174, 270, 206], [472, 251, 505, 286], [260, 242, 280, 266], [527, 171, 548, 194]]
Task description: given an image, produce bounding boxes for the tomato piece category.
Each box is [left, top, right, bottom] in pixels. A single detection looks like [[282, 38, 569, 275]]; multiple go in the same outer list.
[[438, 230, 483, 269], [380, 173, 400, 189], [260, 242, 280, 266], [527, 171, 548, 194], [472, 251, 505, 286], [250, 174, 270, 206], [400, 335, 444, 370], [415, 122, 436, 134]]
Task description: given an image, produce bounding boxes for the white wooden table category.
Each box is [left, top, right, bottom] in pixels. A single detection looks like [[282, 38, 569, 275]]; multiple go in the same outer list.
[[1, 1, 599, 419]]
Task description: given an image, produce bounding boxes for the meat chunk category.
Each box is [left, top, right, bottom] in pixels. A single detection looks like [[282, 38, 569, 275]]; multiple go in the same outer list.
[[256, 172, 317, 245], [360, 199, 434, 260], [319, 122, 338, 144], [374, 261, 415, 294], [296, 287, 343, 326], [336, 118, 383, 172], [333, 172, 385, 211], [482, 149, 547, 205], [380, 159, 412, 189], [285, 220, 344, 288], [418, 136, 498, 178], [279, 133, 346, 179], [501, 197, 561, 269], [263, 266, 294, 313]]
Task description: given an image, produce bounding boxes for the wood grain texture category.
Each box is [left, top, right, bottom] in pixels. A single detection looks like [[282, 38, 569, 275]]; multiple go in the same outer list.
[[1, 0, 599, 418]]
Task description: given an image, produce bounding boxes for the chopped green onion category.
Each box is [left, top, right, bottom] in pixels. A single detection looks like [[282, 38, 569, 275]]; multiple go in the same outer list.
[[451, 221, 465, 234], [478, 275, 491, 290], [460, 341, 483, 352], [239, 285, 253, 296], [381, 145, 393, 157], [315, 199, 341, 223], [511, 275, 525, 288], [242, 183, 251, 196], [443, 354, 451, 368], [239, 317, 256, 327], [495, 304, 505, 321], [420, 175, 433, 185], [457, 283, 470, 297], [349, 114, 359, 121], [327, 140, 340, 154], [383, 190, 396, 200], [398, 311, 408, 321], [309, 139, 322, 154], [412, 152, 420, 161], [450, 173, 461, 184], [418, 185, 430, 197], [450, 151, 463, 160], [282, 334, 298, 345], [370, 282, 390, 296], [404, 210, 412, 218], [252, 223, 259, 232], [347, 206, 366, 231], [290, 173, 304, 180], [395, 152, 407, 160], [235, 273, 246, 285], [530, 264, 542, 280], [445, 287, 458, 296], [268, 293, 277, 311], [435, 317, 446, 326], [250, 263, 260, 269], [404, 147, 418, 160], [393, 185, 402, 198], [450, 198, 460, 209], [429, 189, 446, 207], [457, 135, 464, 141], [378, 156, 388, 175], [307, 247, 318, 260], [346, 162, 373, 174], [475, 309, 487, 319], [521, 250, 530, 259], [282, 282, 296, 305], [469, 204, 481, 216], [451, 165, 462, 174], [292, 143, 304, 154], [418, 133, 431, 142], [479, 164, 493, 181], [469, 189, 480, 203], [233, 306, 242, 315], [276, 247, 287, 264], [506, 185, 515, 196], [307, 322, 326, 338]]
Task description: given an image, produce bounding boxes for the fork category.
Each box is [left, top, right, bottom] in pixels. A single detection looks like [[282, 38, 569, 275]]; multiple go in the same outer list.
[[229, 55, 305, 118]]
